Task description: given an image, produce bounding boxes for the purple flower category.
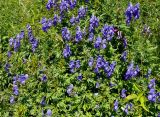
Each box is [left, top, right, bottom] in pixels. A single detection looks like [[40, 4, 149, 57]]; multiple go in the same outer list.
[[102, 39, 107, 49], [101, 24, 114, 41], [10, 96, 15, 104], [133, 3, 140, 20], [7, 51, 12, 58], [18, 74, 29, 84], [70, 16, 76, 25], [121, 51, 127, 61], [13, 76, 17, 85], [75, 60, 80, 69], [125, 3, 133, 25], [69, 60, 75, 73], [121, 89, 127, 98], [13, 85, 19, 95], [94, 36, 102, 49], [53, 14, 59, 26], [60, 0, 69, 13], [114, 100, 118, 111], [148, 88, 156, 102], [88, 57, 94, 67], [123, 37, 127, 49], [123, 103, 133, 115], [9, 38, 14, 47], [13, 38, 21, 52], [77, 73, 82, 81], [41, 74, 47, 82], [89, 15, 99, 33], [40, 96, 46, 106], [46, 0, 57, 10], [88, 33, 94, 41], [62, 27, 71, 41], [46, 109, 52, 116], [63, 44, 71, 58], [67, 84, 74, 96], [148, 78, 155, 89], [4, 63, 10, 73], [78, 6, 87, 19], [75, 26, 83, 42], [158, 113, 160, 117]]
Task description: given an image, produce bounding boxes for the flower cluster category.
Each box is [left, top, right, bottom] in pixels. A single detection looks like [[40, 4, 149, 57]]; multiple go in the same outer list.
[[125, 2, 140, 25], [148, 79, 156, 102], [101, 24, 115, 41], [69, 60, 80, 73], [26, 24, 38, 52], [67, 84, 74, 96], [124, 61, 140, 80], [89, 14, 99, 33], [94, 36, 107, 49], [62, 27, 71, 41], [63, 44, 72, 58], [75, 26, 83, 42]]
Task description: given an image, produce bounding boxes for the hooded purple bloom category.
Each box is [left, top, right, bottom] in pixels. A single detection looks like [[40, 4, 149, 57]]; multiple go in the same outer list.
[[88, 33, 94, 41], [125, 3, 133, 25], [70, 15, 76, 25], [60, 0, 69, 13], [13, 85, 19, 95], [123, 37, 127, 49], [114, 100, 118, 111], [13, 38, 21, 52], [75, 60, 80, 69], [77, 73, 82, 81], [89, 14, 99, 32], [9, 37, 14, 47], [148, 78, 155, 89], [101, 24, 114, 41], [53, 14, 59, 26], [69, 60, 75, 73], [102, 39, 107, 49], [10, 96, 15, 104], [46, 0, 54, 10], [13, 76, 17, 85], [62, 27, 71, 41], [18, 74, 29, 84], [121, 89, 127, 98], [96, 82, 100, 88], [41, 74, 47, 82], [133, 3, 140, 20], [158, 113, 160, 117], [94, 36, 102, 49], [40, 96, 46, 106], [88, 57, 94, 67], [46, 109, 52, 116], [67, 84, 74, 96], [123, 103, 133, 115], [7, 51, 12, 58], [148, 88, 156, 102], [75, 26, 83, 42], [63, 44, 72, 58], [78, 6, 87, 19], [121, 51, 127, 61], [4, 63, 10, 73]]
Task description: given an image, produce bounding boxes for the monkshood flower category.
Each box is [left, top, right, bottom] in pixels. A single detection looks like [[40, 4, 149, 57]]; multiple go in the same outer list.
[[46, 109, 52, 116], [67, 84, 74, 96], [69, 60, 75, 73], [148, 88, 156, 102], [13, 85, 19, 95], [125, 2, 133, 25], [107, 61, 116, 77], [121, 51, 127, 61], [13, 76, 17, 85], [40, 96, 46, 106], [69, 0, 77, 9], [18, 74, 29, 84], [123, 103, 133, 115], [16, 30, 25, 40], [89, 14, 99, 33], [75, 26, 83, 43], [41, 74, 47, 82], [88, 32, 94, 41], [145, 68, 152, 78], [46, 0, 54, 10], [7, 51, 12, 58], [75, 60, 80, 69], [121, 88, 127, 98], [63, 44, 71, 58], [53, 14, 59, 26], [77, 73, 82, 81], [70, 15, 76, 25], [158, 113, 160, 117], [10, 96, 15, 104], [62, 27, 71, 41], [123, 37, 127, 49], [78, 6, 87, 19], [13, 38, 21, 52], [4, 62, 10, 73], [94, 36, 102, 49], [60, 0, 69, 13], [96, 56, 105, 68], [148, 78, 155, 89], [132, 3, 140, 20], [88, 57, 94, 67], [114, 100, 118, 111], [26, 24, 38, 52], [102, 39, 107, 49], [101, 24, 114, 41], [9, 37, 14, 47], [124, 62, 140, 80]]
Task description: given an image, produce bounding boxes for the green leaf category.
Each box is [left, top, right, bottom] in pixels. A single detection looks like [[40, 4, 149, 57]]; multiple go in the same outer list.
[[124, 94, 137, 102], [133, 83, 141, 92], [140, 96, 149, 112], [136, 92, 144, 101]]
